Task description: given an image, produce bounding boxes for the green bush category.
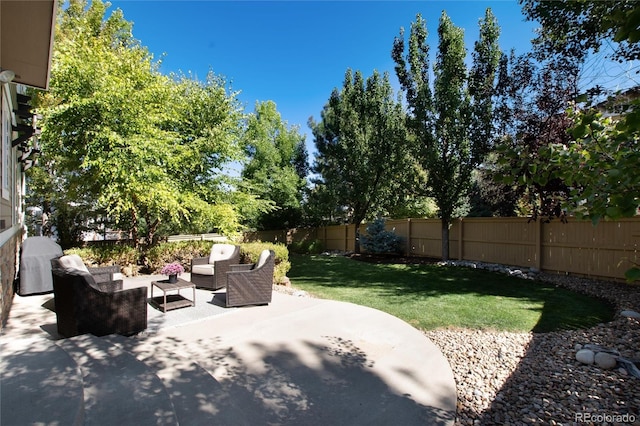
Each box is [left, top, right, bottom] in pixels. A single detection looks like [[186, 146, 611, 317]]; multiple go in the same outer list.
[[66, 239, 291, 283], [145, 241, 212, 273], [240, 241, 290, 284], [360, 218, 404, 254], [66, 245, 138, 268], [289, 239, 324, 254]]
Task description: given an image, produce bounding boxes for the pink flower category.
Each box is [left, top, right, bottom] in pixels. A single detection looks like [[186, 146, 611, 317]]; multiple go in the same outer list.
[[161, 262, 184, 276]]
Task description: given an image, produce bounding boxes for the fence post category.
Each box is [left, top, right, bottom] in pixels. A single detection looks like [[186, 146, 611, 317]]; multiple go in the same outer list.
[[406, 218, 412, 257], [535, 219, 542, 271], [458, 217, 464, 260], [323, 227, 327, 251], [345, 225, 349, 252]]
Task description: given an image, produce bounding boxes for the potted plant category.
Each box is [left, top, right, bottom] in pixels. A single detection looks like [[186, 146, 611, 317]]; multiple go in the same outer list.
[[161, 262, 185, 283]]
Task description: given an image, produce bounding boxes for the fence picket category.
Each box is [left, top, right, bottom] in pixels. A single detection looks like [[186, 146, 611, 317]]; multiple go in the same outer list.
[[247, 217, 640, 282]]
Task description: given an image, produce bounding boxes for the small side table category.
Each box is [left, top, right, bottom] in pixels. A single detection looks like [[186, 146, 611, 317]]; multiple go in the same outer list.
[[150, 278, 196, 313]]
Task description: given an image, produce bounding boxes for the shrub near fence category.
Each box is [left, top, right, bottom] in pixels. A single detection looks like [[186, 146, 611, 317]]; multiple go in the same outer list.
[[247, 217, 640, 282]]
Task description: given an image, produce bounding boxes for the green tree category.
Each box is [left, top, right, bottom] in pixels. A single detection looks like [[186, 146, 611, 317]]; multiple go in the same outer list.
[[520, 0, 640, 282], [360, 218, 404, 254], [520, 0, 640, 62], [547, 105, 640, 223], [469, 8, 502, 161], [309, 69, 412, 253], [392, 10, 501, 259], [241, 100, 308, 230], [556, 104, 640, 282], [518, 0, 640, 223], [32, 0, 243, 246], [487, 54, 578, 221]]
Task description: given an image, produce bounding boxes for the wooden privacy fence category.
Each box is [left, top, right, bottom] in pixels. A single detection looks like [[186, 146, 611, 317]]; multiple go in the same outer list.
[[247, 217, 640, 282]]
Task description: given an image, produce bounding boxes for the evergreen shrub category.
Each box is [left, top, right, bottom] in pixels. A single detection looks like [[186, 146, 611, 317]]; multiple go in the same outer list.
[[360, 218, 404, 254]]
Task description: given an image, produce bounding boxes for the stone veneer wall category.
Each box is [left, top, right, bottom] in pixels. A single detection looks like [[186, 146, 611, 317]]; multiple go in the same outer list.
[[0, 231, 20, 329]]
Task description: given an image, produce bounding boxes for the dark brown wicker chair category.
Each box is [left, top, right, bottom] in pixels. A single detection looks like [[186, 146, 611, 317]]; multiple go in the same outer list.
[[50, 256, 147, 338], [225, 249, 274, 307], [191, 244, 240, 290]]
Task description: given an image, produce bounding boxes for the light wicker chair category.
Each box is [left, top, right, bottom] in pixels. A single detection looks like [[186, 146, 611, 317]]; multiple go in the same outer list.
[[191, 244, 240, 290], [225, 249, 274, 307], [50, 255, 147, 338]]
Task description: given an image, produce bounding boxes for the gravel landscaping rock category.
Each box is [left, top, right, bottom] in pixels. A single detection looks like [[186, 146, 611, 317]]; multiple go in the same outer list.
[[424, 267, 640, 425]]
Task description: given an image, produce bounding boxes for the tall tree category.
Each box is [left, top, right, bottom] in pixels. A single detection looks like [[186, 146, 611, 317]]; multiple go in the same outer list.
[[309, 69, 412, 253], [32, 0, 244, 246], [469, 8, 502, 161], [520, 0, 640, 63], [518, 0, 640, 223], [241, 100, 308, 230], [392, 10, 501, 259], [520, 0, 640, 281], [486, 54, 578, 221]]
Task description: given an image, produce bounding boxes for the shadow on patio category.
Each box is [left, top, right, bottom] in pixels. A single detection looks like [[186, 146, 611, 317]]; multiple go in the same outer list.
[[1, 277, 457, 425]]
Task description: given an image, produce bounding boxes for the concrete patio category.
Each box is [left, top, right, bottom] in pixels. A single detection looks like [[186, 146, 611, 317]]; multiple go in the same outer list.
[[1, 274, 456, 425]]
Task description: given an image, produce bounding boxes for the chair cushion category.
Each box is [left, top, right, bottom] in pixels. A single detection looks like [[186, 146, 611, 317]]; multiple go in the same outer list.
[[77, 270, 100, 290], [256, 250, 271, 268], [192, 264, 215, 276], [209, 244, 236, 263], [57, 254, 90, 274], [59, 267, 99, 290]]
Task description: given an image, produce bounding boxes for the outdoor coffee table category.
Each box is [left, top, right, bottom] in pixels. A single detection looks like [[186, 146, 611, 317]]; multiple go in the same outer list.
[[150, 278, 196, 313]]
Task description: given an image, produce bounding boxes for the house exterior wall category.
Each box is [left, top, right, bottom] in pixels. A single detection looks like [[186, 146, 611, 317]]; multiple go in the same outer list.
[[1, 0, 56, 329], [0, 83, 25, 328], [0, 227, 21, 328]]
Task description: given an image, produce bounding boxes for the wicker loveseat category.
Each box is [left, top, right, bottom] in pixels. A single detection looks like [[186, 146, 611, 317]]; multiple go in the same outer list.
[[225, 249, 274, 307], [50, 255, 147, 338], [191, 244, 240, 290]]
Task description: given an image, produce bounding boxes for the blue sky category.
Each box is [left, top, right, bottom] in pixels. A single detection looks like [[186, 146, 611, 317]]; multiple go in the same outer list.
[[109, 1, 538, 156]]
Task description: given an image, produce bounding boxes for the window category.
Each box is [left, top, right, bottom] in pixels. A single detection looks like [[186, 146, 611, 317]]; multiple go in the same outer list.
[[1, 87, 15, 231], [2, 90, 11, 201]]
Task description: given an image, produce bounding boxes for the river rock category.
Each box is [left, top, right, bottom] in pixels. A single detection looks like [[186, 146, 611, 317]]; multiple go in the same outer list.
[[576, 349, 595, 364], [621, 310, 640, 320], [594, 352, 618, 369]]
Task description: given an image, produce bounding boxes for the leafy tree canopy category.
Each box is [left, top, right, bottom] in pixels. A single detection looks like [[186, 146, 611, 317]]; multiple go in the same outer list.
[[521, 0, 640, 62], [33, 0, 244, 245], [515, 0, 640, 224], [392, 9, 501, 259], [488, 53, 577, 221], [241, 100, 308, 230], [308, 69, 414, 252]]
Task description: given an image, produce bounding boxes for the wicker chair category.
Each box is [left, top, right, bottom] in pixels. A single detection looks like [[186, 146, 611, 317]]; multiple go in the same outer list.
[[225, 249, 274, 307], [191, 244, 240, 290], [50, 255, 147, 338]]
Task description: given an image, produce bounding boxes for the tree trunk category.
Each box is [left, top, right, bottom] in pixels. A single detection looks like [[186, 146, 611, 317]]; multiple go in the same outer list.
[[354, 220, 361, 254], [147, 217, 160, 247], [42, 200, 52, 236], [441, 218, 450, 261], [130, 208, 139, 249]]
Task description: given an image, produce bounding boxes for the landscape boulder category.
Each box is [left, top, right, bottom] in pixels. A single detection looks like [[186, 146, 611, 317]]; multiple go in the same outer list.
[[576, 349, 595, 365]]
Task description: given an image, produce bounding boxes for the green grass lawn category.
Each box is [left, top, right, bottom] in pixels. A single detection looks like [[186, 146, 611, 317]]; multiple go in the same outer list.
[[287, 255, 615, 333]]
